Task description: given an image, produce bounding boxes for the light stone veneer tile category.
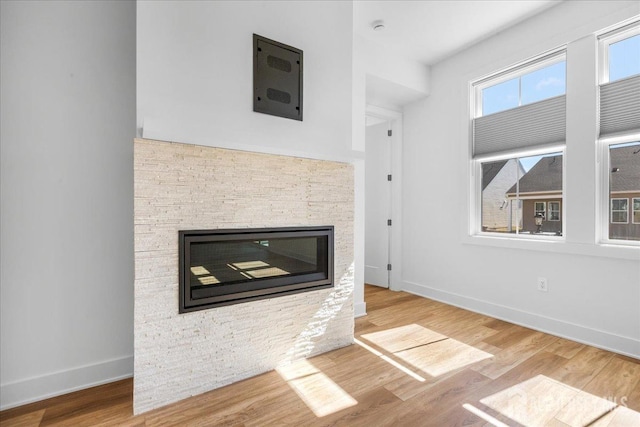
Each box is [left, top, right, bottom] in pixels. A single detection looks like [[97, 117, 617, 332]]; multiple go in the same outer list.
[[133, 138, 354, 414]]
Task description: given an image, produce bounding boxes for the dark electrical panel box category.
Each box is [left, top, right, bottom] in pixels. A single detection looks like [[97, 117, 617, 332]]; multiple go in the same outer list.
[[253, 34, 303, 121]]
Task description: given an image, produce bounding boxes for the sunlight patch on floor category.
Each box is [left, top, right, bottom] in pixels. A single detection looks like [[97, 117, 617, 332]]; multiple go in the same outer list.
[[479, 374, 640, 427], [361, 323, 447, 353], [462, 403, 510, 427], [354, 338, 426, 382], [394, 336, 493, 377], [277, 359, 357, 417], [359, 324, 493, 378]]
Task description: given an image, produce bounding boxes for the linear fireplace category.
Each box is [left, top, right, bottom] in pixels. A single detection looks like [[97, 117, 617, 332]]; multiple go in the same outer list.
[[179, 226, 334, 313]]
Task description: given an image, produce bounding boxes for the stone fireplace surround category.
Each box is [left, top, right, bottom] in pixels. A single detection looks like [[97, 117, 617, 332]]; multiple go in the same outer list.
[[133, 138, 354, 414]]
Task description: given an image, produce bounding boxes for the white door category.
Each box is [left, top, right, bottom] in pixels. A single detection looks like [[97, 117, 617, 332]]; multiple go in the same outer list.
[[365, 121, 392, 288]]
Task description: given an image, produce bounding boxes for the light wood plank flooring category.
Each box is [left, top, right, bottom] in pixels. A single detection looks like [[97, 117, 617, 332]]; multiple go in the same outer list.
[[2, 285, 639, 426]]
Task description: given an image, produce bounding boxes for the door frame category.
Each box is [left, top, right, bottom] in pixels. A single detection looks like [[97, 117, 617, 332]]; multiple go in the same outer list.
[[365, 104, 403, 292]]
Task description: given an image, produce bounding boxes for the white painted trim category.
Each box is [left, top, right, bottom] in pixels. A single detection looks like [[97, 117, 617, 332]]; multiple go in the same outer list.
[[402, 280, 640, 359], [0, 355, 133, 411], [354, 301, 367, 318], [463, 233, 639, 260]]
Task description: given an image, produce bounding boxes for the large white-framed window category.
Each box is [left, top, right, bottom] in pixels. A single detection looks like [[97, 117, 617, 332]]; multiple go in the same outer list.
[[633, 198, 640, 224], [598, 21, 640, 244], [472, 50, 566, 238]]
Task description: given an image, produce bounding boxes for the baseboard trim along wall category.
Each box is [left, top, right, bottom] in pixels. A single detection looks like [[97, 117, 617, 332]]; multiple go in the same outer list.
[[0, 355, 133, 411], [354, 301, 367, 318], [402, 280, 640, 359]]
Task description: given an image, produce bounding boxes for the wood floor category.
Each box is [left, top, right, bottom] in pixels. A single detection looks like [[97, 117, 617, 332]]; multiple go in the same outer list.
[[2, 285, 639, 426]]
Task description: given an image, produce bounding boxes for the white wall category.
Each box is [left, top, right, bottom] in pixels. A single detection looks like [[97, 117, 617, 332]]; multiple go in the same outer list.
[[137, 0, 353, 162], [0, 0, 136, 410], [402, 1, 640, 357]]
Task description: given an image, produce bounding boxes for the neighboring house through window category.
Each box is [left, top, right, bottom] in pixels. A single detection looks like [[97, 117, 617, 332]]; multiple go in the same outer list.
[[505, 154, 563, 235], [607, 142, 640, 240], [481, 159, 524, 232]]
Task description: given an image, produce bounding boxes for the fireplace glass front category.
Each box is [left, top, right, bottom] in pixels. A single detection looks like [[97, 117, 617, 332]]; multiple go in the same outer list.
[[179, 226, 333, 312]]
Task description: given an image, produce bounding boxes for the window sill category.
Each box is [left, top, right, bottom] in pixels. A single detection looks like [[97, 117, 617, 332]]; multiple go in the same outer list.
[[464, 233, 640, 260]]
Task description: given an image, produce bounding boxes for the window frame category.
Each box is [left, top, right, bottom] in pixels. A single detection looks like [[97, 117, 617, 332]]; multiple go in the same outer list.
[[473, 50, 566, 118], [471, 50, 567, 241], [547, 201, 561, 221], [610, 198, 629, 224], [633, 198, 640, 224], [598, 137, 640, 245], [598, 22, 640, 85], [597, 19, 640, 246]]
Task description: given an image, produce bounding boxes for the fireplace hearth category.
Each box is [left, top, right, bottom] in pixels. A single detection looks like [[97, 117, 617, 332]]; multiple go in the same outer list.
[[179, 226, 334, 313]]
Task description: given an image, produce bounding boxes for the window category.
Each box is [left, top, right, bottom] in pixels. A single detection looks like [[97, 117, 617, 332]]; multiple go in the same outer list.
[[605, 142, 640, 241], [479, 152, 563, 236], [480, 59, 566, 116], [473, 51, 566, 238], [600, 24, 640, 84], [548, 201, 560, 221], [611, 198, 629, 224], [599, 22, 640, 244], [609, 34, 640, 81], [599, 24, 639, 138]]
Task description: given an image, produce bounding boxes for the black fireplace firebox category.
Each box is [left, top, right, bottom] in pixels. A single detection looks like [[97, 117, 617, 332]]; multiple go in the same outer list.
[[179, 226, 334, 313]]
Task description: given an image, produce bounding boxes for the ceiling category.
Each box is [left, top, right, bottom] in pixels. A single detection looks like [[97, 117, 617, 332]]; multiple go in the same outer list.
[[354, 0, 562, 66]]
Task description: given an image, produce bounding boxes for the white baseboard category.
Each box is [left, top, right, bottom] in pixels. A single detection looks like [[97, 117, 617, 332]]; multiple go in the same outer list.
[[402, 280, 640, 359], [0, 355, 133, 411], [354, 301, 367, 318]]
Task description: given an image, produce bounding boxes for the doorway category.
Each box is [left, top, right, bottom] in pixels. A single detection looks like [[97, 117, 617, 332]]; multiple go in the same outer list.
[[365, 119, 392, 288], [364, 104, 402, 293]]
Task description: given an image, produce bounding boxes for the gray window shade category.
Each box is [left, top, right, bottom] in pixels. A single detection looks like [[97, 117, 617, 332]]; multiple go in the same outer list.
[[473, 95, 566, 157], [600, 74, 640, 138]]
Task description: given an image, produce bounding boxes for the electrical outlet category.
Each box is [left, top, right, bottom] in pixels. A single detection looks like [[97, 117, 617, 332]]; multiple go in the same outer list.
[[537, 277, 548, 292]]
